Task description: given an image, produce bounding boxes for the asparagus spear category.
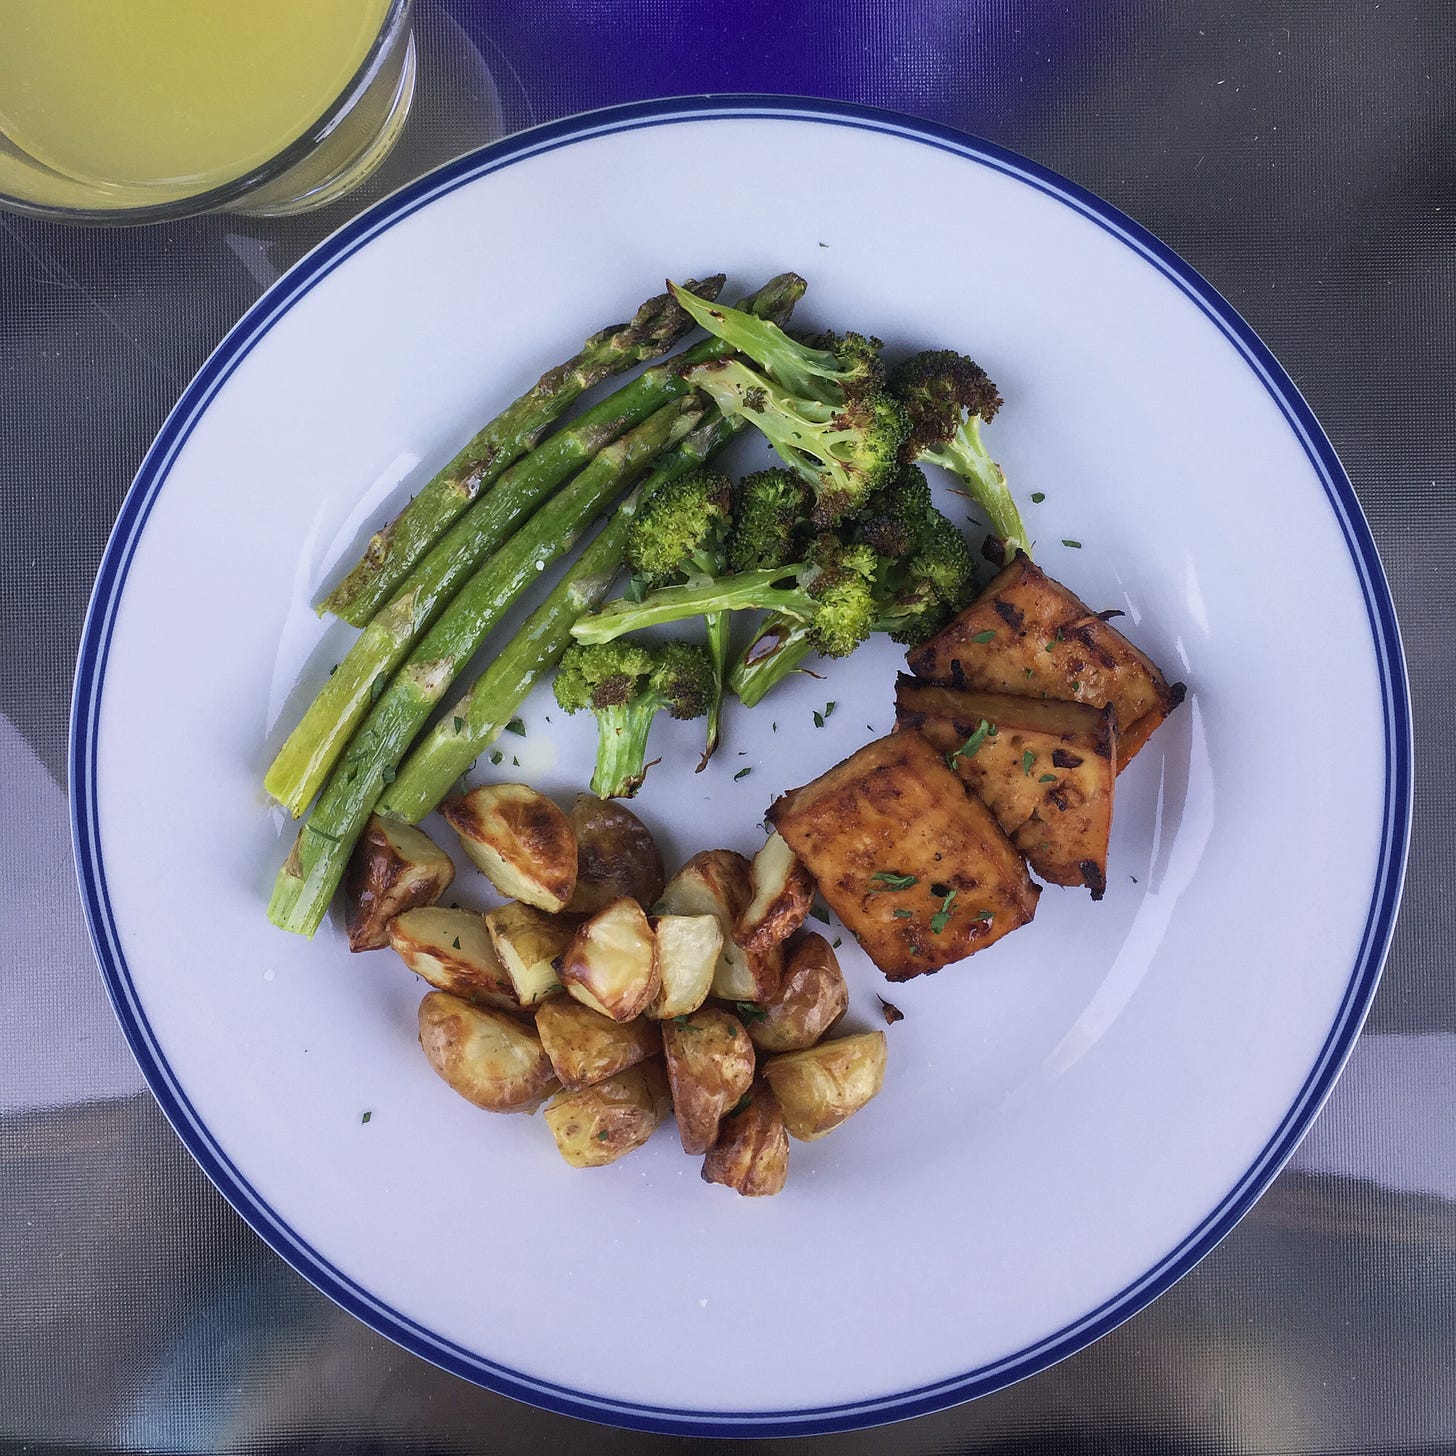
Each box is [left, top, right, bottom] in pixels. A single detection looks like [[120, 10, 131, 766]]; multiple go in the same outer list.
[[265, 274, 807, 816], [380, 412, 743, 822], [268, 396, 708, 937], [319, 276, 725, 626]]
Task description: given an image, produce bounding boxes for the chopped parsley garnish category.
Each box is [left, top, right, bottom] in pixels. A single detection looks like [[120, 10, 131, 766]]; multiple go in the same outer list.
[[451, 937, 461, 949], [824, 700, 837, 718], [489, 750, 503, 766], [452, 716, 464, 734], [812, 709, 825, 728], [930, 887, 958, 935], [1039, 773, 1058, 783], [970, 629, 996, 644], [505, 718, 526, 737], [870, 871, 919, 891], [945, 718, 992, 769], [734, 766, 752, 780], [361, 1111, 372, 1124], [832, 938, 842, 949], [1031, 491, 1046, 503], [596, 1129, 611, 1140], [892, 908, 914, 919], [734, 1002, 767, 1025], [808, 905, 831, 925], [1062, 539, 1082, 549], [972, 909, 994, 921], [1022, 749, 1036, 776]]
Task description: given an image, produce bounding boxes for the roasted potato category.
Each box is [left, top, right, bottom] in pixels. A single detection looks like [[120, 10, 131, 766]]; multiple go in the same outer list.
[[483, 901, 573, 1007], [559, 896, 660, 1021], [735, 832, 814, 956], [535, 996, 660, 1090], [440, 783, 577, 912], [543, 1063, 667, 1168], [701, 1081, 790, 1196], [658, 850, 782, 1002], [905, 553, 1185, 767], [387, 906, 519, 1008], [748, 932, 848, 1054], [895, 677, 1117, 897], [567, 794, 665, 915], [417, 991, 557, 1113], [344, 816, 455, 951], [661, 1007, 756, 1155], [769, 732, 1040, 979], [648, 913, 722, 1020], [761, 1032, 887, 1141]]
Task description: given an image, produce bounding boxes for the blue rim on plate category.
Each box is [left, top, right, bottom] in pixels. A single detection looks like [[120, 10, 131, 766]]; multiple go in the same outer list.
[[69, 95, 1412, 1436]]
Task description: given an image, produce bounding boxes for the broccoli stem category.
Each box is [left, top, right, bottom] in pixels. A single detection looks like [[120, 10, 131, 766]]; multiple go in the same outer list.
[[727, 615, 815, 708], [590, 700, 660, 798], [570, 568, 812, 644], [319, 277, 725, 626], [698, 610, 730, 770], [266, 274, 806, 816], [267, 397, 708, 937], [379, 412, 743, 822], [922, 428, 1029, 560]]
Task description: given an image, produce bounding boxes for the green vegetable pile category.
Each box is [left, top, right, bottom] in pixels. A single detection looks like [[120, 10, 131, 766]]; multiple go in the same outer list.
[[265, 273, 1026, 938]]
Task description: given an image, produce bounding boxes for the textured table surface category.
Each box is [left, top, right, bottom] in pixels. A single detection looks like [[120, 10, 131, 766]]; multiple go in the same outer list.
[[2, 2, 1452, 1451]]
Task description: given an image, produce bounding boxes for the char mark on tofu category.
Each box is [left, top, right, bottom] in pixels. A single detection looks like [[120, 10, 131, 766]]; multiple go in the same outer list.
[[905, 552, 1185, 767], [767, 731, 1039, 979]]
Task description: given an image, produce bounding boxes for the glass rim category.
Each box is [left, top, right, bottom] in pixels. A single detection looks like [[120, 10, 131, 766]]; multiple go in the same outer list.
[[0, 0, 412, 226]]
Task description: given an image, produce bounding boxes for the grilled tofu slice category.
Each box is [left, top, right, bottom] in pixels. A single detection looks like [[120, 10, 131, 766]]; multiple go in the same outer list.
[[768, 732, 1039, 980], [895, 677, 1116, 897], [905, 553, 1184, 766]]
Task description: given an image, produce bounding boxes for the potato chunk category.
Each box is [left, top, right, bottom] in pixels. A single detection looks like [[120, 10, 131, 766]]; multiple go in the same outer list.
[[748, 933, 849, 1054], [905, 553, 1185, 766], [761, 1032, 886, 1141], [417, 992, 556, 1113], [559, 896, 660, 1021], [702, 1082, 789, 1196], [895, 677, 1117, 897], [735, 832, 814, 956], [566, 794, 665, 915], [543, 1063, 667, 1167], [769, 732, 1039, 980], [440, 783, 577, 911], [482, 902, 572, 1007], [648, 913, 722, 1020], [387, 906, 518, 1007], [535, 996, 660, 1090], [344, 816, 455, 951], [661, 1007, 755, 1155], [658, 849, 782, 1002]]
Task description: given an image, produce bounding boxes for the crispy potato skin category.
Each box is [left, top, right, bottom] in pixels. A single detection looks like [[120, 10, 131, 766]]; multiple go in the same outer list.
[[762, 1032, 887, 1141], [387, 906, 519, 1006], [895, 677, 1117, 897], [661, 1007, 755, 1155], [535, 996, 660, 1090], [440, 783, 577, 911], [543, 1063, 665, 1167], [567, 795, 665, 915], [735, 832, 815, 957], [559, 897, 660, 1021], [344, 816, 455, 952], [749, 932, 849, 1054], [702, 1081, 789, 1196], [905, 553, 1184, 767], [769, 732, 1039, 979], [417, 992, 557, 1113]]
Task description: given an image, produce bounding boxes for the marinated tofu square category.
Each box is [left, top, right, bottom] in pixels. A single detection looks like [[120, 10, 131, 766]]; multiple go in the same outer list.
[[905, 553, 1184, 766], [895, 678, 1116, 897], [768, 731, 1039, 980]]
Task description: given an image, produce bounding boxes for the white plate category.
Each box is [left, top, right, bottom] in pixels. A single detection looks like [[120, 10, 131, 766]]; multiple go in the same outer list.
[[71, 98, 1410, 1435]]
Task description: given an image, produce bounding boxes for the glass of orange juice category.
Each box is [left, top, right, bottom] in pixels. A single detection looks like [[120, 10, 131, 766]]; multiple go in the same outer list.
[[0, 0, 415, 221]]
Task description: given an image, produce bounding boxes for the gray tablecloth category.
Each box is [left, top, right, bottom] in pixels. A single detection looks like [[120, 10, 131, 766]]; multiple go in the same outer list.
[[3, 1, 1451, 1450]]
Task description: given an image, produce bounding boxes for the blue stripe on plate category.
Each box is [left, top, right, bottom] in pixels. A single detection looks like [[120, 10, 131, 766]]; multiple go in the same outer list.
[[69, 95, 1412, 1436]]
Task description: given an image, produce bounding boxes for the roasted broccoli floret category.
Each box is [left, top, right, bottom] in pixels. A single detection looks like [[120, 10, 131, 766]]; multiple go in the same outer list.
[[553, 640, 714, 798], [622, 468, 734, 766], [726, 467, 813, 574], [670, 282, 906, 525], [888, 349, 1028, 560]]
